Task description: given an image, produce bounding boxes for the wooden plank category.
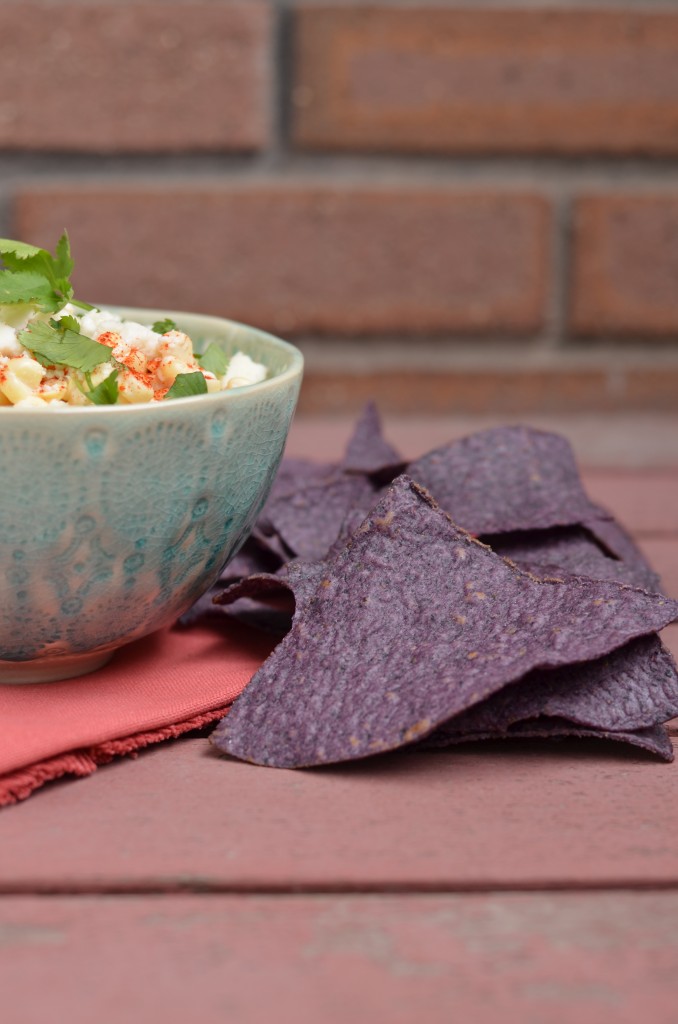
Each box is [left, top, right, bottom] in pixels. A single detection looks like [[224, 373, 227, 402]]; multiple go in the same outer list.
[[0, 892, 677, 1024], [641, 540, 678, 597], [0, 736, 677, 891], [662, 624, 678, 663], [586, 475, 678, 536], [286, 414, 678, 472]]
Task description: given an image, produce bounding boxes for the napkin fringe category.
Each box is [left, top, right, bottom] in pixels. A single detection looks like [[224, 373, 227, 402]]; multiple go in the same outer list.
[[0, 705, 229, 807]]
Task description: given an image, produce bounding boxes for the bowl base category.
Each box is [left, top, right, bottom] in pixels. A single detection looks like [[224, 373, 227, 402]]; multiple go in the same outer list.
[[0, 649, 115, 685]]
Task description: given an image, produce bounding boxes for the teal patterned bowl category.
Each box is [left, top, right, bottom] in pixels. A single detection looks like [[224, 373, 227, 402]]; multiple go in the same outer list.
[[0, 308, 303, 683]]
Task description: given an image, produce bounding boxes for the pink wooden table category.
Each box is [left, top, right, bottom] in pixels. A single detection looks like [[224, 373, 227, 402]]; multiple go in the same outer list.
[[1, 418, 677, 1024]]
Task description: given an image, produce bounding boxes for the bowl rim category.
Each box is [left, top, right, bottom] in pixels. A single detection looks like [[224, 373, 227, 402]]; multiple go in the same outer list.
[[0, 306, 304, 416]]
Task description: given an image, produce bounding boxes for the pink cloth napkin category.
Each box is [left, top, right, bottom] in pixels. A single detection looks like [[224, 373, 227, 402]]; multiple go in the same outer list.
[[0, 623, 275, 807]]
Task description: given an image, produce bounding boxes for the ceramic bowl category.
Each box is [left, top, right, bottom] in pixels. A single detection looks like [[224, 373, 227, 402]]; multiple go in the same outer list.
[[0, 308, 303, 684]]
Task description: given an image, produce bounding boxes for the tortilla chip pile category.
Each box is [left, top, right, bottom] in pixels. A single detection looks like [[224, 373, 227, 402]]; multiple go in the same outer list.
[[182, 404, 678, 768]]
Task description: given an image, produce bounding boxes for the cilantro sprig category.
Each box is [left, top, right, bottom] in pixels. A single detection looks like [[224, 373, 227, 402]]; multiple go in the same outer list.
[[2, 235, 216, 407], [17, 317, 111, 373], [0, 233, 76, 312], [1, 233, 113, 376]]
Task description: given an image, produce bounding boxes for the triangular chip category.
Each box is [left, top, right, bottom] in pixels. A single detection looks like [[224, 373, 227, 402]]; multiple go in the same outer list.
[[424, 635, 678, 740], [178, 531, 291, 629], [583, 510, 656, 574], [423, 721, 674, 762], [407, 425, 599, 535], [342, 401, 405, 479], [212, 477, 678, 768], [258, 469, 376, 561], [215, 556, 325, 621], [488, 526, 661, 592]]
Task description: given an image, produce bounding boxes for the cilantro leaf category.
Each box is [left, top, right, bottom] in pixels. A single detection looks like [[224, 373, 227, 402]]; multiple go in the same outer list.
[[55, 314, 82, 334], [54, 232, 74, 285], [0, 239, 46, 268], [0, 270, 58, 307], [81, 369, 119, 406], [18, 320, 111, 373], [165, 371, 208, 400], [0, 232, 74, 311], [152, 317, 177, 334], [198, 342, 229, 377]]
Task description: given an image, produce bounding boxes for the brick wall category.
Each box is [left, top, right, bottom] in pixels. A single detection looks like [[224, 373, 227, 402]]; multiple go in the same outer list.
[[3, 1, 678, 414]]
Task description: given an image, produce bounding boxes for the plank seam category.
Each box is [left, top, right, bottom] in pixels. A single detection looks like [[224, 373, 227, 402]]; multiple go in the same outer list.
[[1, 880, 678, 897]]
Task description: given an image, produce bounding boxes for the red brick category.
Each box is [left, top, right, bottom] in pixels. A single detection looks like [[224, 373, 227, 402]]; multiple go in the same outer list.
[[571, 196, 678, 337], [293, 7, 678, 155], [0, 3, 271, 152], [13, 185, 549, 335]]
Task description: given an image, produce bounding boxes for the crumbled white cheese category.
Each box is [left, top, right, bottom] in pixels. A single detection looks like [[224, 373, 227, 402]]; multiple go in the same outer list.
[[223, 351, 268, 387], [77, 308, 162, 357], [0, 324, 22, 358]]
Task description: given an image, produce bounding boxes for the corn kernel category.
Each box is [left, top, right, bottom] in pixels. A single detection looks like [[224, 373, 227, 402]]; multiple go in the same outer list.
[[9, 355, 44, 387], [38, 377, 69, 402], [0, 356, 45, 404], [157, 355, 190, 385], [111, 341, 147, 375], [90, 362, 115, 387], [159, 331, 193, 363], [65, 375, 89, 406], [118, 371, 154, 404]]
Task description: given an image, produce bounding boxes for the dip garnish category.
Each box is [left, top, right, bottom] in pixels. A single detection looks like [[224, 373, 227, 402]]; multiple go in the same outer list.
[[0, 234, 267, 408]]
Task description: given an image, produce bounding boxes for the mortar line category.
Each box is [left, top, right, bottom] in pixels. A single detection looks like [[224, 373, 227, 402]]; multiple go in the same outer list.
[[543, 193, 571, 352], [4, 155, 678, 185]]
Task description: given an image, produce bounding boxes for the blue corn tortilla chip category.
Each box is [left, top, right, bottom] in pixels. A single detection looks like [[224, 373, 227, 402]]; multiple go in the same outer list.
[[249, 526, 293, 566], [252, 406, 401, 564], [212, 476, 678, 768], [424, 721, 674, 762], [207, 529, 357, 635], [177, 531, 291, 628], [182, 463, 372, 632], [215, 556, 326, 622], [266, 457, 334, 495], [211, 596, 293, 635], [342, 401, 405, 480], [178, 585, 293, 635], [405, 423, 657, 587], [225, 532, 290, 580], [583, 510, 658, 578], [488, 526, 661, 592], [257, 469, 377, 562], [407, 425, 600, 535], [254, 457, 337, 539], [423, 635, 678, 741]]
